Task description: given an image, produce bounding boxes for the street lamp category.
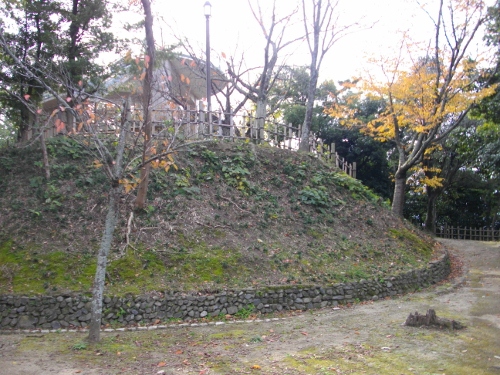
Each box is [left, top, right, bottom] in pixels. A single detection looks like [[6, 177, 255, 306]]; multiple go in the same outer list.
[[204, 1, 212, 114]]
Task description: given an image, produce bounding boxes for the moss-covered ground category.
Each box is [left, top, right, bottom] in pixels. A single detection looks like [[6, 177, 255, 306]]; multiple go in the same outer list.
[[0, 138, 440, 296]]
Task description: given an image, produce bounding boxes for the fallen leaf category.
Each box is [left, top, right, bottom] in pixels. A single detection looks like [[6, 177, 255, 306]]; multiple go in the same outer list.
[[157, 361, 167, 367], [175, 350, 183, 355], [251, 364, 261, 370], [301, 332, 308, 336]]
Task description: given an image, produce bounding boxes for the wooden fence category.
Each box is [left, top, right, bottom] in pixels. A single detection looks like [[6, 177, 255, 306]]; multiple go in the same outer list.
[[27, 107, 357, 178], [435, 225, 500, 241]]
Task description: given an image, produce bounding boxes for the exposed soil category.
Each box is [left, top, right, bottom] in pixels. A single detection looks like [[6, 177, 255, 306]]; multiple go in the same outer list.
[[1, 239, 499, 375], [0, 140, 436, 295]]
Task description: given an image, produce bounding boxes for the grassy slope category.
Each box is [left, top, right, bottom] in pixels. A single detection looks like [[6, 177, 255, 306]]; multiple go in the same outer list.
[[0, 137, 438, 296]]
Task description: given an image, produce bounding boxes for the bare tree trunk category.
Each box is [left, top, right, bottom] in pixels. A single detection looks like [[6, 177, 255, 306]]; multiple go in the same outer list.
[[87, 183, 119, 343], [134, 0, 156, 211], [392, 170, 407, 217], [299, 68, 318, 151], [40, 129, 50, 180], [255, 100, 267, 141], [88, 101, 128, 343], [425, 189, 439, 233]]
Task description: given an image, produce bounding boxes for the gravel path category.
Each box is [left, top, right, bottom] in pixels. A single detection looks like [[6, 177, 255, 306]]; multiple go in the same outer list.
[[1, 239, 499, 374]]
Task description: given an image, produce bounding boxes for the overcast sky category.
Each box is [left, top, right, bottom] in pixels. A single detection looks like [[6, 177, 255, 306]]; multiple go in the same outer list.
[[114, 0, 494, 83]]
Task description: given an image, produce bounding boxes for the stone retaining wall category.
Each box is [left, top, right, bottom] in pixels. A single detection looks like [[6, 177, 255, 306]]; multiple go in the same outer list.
[[0, 252, 450, 330]]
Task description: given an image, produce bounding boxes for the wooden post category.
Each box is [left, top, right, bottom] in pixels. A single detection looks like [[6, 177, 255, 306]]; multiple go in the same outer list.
[[217, 109, 222, 137], [288, 125, 292, 150], [230, 112, 235, 140], [208, 110, 213, 137]]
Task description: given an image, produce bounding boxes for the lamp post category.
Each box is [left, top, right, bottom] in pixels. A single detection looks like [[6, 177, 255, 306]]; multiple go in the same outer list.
[[204, 1, 212, 114]]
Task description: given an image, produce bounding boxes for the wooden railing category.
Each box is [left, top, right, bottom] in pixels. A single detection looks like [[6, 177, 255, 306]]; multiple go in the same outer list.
[[26, 107, 357, 178], [435, 225, 500, 241]]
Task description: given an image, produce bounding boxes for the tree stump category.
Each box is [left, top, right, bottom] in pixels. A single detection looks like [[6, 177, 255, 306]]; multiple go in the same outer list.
[[404, 309, 465, 330]]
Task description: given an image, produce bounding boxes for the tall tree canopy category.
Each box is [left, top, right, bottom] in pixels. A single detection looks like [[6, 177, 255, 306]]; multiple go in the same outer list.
[[0, 0, 116, 140], [326, 0, 498, 217]]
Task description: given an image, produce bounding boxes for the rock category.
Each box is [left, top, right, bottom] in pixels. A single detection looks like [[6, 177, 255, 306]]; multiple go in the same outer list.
[[17, 315, 37, 329], [227, 306, 238, 315], [78, 313, 91, 322]]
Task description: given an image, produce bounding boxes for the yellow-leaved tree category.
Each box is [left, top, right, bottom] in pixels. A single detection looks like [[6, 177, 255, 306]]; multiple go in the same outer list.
[[326, 0, 497, 217]]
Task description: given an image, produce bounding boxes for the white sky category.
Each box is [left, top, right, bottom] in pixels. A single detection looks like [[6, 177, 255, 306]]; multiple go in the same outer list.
[[113, 0, 494, 83]]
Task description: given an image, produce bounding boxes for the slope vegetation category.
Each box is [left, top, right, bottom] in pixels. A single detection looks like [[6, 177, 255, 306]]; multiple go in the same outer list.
[[0, 138, 438, 296]]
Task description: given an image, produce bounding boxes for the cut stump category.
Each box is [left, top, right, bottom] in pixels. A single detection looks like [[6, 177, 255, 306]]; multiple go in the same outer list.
[[404, 309, 465, 330]]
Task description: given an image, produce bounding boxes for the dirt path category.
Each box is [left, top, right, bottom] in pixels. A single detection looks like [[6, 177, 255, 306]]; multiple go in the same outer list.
[[1, 239, 499, 375]]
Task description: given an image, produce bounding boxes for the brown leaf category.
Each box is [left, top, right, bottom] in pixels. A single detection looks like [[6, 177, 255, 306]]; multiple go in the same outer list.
[[157, 361, 167, 367], [55, 119, 65, 133]]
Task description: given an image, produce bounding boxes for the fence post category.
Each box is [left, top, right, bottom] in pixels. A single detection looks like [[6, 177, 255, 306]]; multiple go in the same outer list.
[[288, 124, 292, 150], [230, 112, 235, 140], [209, 110, 213, 137], [217, 109, 223, 137]]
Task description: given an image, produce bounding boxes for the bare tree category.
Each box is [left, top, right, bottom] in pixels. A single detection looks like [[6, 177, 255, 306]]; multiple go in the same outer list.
[[227, 0, 301, 139], [0, 16, 192, 343], [133, 0, 156, 211], [298, 0, 358, 151]]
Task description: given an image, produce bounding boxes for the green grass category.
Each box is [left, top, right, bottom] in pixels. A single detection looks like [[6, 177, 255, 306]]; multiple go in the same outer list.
[[388, 228, 434, 257], [0, 240, 95, 294], [0, 140, 438, 297], [0, 237, 253, 295]]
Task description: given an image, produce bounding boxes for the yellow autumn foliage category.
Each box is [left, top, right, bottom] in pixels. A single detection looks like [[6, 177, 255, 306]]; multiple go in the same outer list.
[[420, 175, 445, 188]]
